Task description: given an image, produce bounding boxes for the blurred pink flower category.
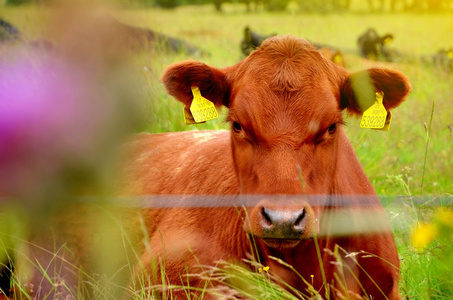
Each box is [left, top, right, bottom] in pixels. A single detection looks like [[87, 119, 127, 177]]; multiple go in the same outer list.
[[0, 54, 136, 198]]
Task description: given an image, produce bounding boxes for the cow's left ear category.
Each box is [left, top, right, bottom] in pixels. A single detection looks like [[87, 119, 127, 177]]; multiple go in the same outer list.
[[161, 60, 231, 108], [339, 68, 411, 115]]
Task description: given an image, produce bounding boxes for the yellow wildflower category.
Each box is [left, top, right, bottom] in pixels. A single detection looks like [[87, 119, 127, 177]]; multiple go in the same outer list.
[[259, 266, 270, 273], [411, 222, 438, 251]]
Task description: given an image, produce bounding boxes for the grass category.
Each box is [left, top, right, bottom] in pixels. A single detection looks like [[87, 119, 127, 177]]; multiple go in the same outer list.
[[1, 2, 453, 299]]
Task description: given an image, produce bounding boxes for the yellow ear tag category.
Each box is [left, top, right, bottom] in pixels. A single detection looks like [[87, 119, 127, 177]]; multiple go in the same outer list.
[[186, 87, 218, 124], [183, 106, 202, 125], [376, 111, 392, 131], [360, 91, 391, 131]]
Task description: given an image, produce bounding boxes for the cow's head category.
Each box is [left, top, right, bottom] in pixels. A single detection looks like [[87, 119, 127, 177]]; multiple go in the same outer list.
[[161, 35, 410, 247]]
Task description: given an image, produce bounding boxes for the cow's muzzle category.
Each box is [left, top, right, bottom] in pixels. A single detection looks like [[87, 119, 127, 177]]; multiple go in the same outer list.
[[242, 196, 320, 248], [243, 198, 318, 249], [260, 207, 307, 239]]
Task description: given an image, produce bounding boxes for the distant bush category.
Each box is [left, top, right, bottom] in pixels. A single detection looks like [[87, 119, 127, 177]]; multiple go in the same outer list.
[[154, 0, 179, 8], [5, 0, 32, 5], [264, 0, 291, 11]]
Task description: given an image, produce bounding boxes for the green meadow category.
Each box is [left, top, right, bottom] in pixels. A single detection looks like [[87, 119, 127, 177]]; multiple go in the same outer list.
[[1, 2, 453, 299]]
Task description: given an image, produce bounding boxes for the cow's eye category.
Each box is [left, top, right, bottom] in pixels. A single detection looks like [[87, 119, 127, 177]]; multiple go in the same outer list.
[[328, 123, 337, 134], [232, 122, 242, 133]]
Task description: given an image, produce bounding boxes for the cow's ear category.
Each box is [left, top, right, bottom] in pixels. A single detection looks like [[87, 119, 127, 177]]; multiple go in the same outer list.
[[161, 60, 230, 108], [340, 68, 411, 115]]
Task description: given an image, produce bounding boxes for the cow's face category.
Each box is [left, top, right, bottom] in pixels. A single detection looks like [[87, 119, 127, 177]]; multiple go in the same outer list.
[[161, 35, 410, 246], [227, 58, 344, 195]]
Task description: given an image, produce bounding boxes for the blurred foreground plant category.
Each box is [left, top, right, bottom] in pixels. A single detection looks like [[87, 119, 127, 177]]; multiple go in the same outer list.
[[0, 2, 148, 298], [411, 207, 453, 253], [406, 206, 453, 298]]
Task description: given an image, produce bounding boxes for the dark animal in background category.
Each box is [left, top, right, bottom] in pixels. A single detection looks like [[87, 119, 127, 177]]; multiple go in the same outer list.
[[0, 18, 53, 53], [241, 26, 275, 56], [106, 15, 204, 56], [433, 48, 453, 72], [0, 19, 21, 42], [358, 28, 394, 61]]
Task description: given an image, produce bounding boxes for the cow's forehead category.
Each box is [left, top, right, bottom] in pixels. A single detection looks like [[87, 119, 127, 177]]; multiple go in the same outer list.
[[230, 84, 341, 143], [232, 36, 340, 93], [227, 36, 344, 143]]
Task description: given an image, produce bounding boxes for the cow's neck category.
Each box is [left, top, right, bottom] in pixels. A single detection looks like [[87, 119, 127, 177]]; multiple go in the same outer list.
[[215, 207, 253, 259], [253, 237, 334, 293]]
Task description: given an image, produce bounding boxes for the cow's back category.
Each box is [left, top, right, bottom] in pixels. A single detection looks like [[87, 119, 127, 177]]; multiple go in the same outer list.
[[120, 130, 237, 195]]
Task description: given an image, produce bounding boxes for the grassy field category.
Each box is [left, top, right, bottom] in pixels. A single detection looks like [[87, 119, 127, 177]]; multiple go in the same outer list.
[[1, 2, 453, 299]]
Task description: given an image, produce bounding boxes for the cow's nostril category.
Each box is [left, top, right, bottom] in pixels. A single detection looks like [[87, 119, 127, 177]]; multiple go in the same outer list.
[[294, 208, 306, 226], [293, 208, 306, 232], [260, 207, 273, 228]]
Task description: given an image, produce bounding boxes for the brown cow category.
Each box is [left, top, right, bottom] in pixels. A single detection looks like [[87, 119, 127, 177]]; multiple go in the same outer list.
[[122, 35, 410, 299]]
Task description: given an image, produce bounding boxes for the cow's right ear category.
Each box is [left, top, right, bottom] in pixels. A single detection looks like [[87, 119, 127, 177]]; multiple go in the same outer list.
[[161, 61, 231, 108]]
